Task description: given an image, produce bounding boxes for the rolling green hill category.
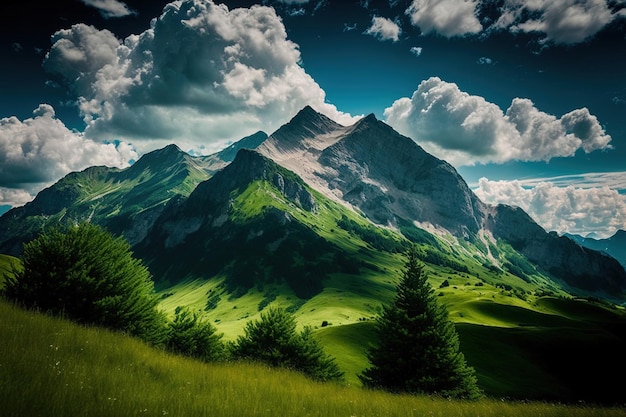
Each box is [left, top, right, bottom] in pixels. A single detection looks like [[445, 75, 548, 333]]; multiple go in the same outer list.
[[2, 299, 625, 417]]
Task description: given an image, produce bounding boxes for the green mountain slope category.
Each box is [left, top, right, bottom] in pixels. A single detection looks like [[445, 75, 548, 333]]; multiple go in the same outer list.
[[0, 145, 220, 254]]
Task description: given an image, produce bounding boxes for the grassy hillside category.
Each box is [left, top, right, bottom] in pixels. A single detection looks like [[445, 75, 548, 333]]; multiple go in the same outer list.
[[146, 176, 626, 403], [0, 254, 18, 285], [2, 299, 624, 417]]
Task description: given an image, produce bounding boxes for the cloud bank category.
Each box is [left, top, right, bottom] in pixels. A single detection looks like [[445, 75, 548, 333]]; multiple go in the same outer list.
[[493, 0, 626, 44], [43, 0, 356, 155], [401, 0, 625, 43], [0, 104, 137, 206], [384, 77, 612, 166], [474, 177, 626, 238]]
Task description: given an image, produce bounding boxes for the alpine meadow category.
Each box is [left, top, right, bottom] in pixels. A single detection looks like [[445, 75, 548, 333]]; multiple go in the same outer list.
[[2, 0, 626, 416]]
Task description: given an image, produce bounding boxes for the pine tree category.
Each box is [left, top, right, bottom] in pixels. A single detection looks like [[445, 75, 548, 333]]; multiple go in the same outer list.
[[231, 307, 343, 382], [360, 247, 481, 399], [2, 223, 166, 345]]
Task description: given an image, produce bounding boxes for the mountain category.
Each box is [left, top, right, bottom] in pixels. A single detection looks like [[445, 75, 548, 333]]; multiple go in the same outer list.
[[565, 230, 626, 269], [488, 206, 626, 295], [135, 148, 352, 297], [0, 139, 259, 255], [1, 107, 625, 300], [3, 106, 626, 403], [259, 107, 626, 298]]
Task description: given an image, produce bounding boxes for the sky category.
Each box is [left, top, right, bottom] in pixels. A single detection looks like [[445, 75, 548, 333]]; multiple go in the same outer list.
[[1, 0, 626, 238]]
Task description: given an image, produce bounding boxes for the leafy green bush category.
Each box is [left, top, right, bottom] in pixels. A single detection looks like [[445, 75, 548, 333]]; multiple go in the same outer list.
[[231, 307, 343, 382], [1, 223, 166, 344], [166, 306, 226, 362]]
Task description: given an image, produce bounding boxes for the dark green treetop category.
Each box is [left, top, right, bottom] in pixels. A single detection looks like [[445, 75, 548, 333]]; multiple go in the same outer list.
[[360, 247, 481, 399], [2, 223, 166, 344]]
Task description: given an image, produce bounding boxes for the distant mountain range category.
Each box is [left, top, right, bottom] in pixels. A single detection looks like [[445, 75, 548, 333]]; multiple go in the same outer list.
[[565, 230, 626, 269], [1, 105, 624, 301]]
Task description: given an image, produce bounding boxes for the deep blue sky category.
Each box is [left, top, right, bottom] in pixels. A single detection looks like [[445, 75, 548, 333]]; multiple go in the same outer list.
[[1, 0, 625, 237]]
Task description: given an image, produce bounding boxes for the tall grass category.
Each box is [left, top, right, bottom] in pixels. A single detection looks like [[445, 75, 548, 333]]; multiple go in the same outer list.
[[1, 300, 624, 417]]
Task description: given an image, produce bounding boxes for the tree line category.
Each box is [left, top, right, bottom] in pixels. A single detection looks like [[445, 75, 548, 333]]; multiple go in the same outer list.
[[1, 223, 480, 399]]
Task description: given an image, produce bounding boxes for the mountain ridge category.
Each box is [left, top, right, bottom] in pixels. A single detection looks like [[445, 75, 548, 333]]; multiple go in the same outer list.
[[0, 105, 625, 300]]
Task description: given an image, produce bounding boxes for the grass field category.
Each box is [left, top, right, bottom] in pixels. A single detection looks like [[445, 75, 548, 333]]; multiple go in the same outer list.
[[2, 299, 625, 417]]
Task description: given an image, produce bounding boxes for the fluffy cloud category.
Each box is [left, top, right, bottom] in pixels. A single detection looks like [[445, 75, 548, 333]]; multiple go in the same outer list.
[[384, 77, 612, 166], [402, 0, 625, 43], [80, 0, 135, 18], [365, 16, 402, 42], [0, 188, 34, 210], [493, 0, 626, 44], [474, 177, 626, 238], [0, 104, 136, 206], [405, 0, 482, 37], [43, 0, 356, 155]]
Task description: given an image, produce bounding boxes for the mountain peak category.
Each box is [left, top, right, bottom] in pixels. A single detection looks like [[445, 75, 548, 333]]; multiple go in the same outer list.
[[270, 106, 343, 144], [187, 148, 317, 215], [217, 131, 268, 163], [128, 143, 188, 173], [362, 113, 377, 122]]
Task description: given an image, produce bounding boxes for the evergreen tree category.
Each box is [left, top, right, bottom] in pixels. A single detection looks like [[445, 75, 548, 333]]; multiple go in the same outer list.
[[2, 223, 166, 345], [360, 247, 481, 399], [231, 307, 343, 382], [166, 306, 226, 362]]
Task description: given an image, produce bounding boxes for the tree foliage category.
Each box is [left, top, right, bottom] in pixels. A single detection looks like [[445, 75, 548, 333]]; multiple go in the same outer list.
[[1, 223, 166, 344], [231, 307, 343, 382], [166, 306, 226, 362], [360, 247, 481, 399]]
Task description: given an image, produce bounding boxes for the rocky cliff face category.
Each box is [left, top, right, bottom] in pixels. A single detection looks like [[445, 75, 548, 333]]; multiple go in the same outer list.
[[259, 108, 486, 238], [488, 204, 626, 295], [259, 106, 626, 297], [317, 114, 485, 236], [566, 230, 626, 269]]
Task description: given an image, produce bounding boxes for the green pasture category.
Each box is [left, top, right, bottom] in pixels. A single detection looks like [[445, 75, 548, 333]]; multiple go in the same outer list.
[[2, 299, 624, 417]]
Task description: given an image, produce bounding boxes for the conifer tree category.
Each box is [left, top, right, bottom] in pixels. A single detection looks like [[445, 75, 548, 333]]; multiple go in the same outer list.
[[2, 223, 166, 344], [360, 247, 481, 399], [231, 307, 343, 382]]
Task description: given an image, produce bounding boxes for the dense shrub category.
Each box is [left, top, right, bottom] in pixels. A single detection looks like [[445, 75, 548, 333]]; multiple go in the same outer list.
[[231, 307, 343, 382], [166, 306, 226, 362], [1, 223, 166, 344]]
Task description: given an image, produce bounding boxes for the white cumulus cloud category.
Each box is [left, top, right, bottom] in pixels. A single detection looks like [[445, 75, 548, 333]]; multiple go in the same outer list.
[[405, 0, 482, 37], [493, 0, 626, 44], [0, 104, 137, 207], [43, 0, 357, 155], [365, 16, 402, 42], [384, 77, 612, 166], [474, 177, 626, 238], [80, 0, 135, 18]]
